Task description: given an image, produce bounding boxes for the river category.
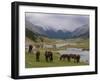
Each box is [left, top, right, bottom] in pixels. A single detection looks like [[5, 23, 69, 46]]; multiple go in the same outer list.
[[57, 48, 89, 64]]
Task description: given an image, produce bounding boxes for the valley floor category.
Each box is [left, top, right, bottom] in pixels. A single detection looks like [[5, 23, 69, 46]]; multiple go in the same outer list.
[[25, 50, 88, 68], [25, 38, 89, 68]]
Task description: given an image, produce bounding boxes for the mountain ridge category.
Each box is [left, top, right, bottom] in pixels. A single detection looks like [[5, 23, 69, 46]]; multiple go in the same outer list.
[[25, 20, 89, 39]]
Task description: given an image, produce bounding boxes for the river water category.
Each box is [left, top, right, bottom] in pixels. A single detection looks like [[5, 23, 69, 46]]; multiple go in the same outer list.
[[58, 48, 89, 64]]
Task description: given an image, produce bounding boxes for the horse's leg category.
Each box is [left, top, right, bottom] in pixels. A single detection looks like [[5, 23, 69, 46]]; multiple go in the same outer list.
[[48, 56, 50, 62], [77, 59, 79, 63], [63, 57, 65, 61], [78, 58, 80, 63], [51, 56, 53, 62], [77, 57, 80, 63], [68, 56, 70, 62], [47, 56, 49, 62], [50, 57, 51, 62], [74, 58, 76, 63], [50, 55, 52, 62], [60, 56, 62, 61], [46, 56, 48, 62]]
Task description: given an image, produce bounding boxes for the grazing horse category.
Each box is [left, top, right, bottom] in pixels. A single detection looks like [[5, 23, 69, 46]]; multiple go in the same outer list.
[[60, 54, 71, 62], [45, 51, 53, 62], [28, 45, 33, 53], [76, 54, 80, 63], [60, 54, 80, 63], [36, 51, 40, 62], [70, 54, 80, 63], [69, 54, 76, 62]]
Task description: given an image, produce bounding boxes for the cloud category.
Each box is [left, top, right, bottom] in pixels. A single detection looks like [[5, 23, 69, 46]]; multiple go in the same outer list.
[[25, 12, 89, 31]]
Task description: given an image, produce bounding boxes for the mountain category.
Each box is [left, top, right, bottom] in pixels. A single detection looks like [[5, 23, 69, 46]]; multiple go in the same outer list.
[[25, 19, 89, 39], [45, 29, 72, 39], [26, 28, 39, 42], [25, 19, 72, 39], [72, 24, 89, 38], [25, 19, 46, 36]]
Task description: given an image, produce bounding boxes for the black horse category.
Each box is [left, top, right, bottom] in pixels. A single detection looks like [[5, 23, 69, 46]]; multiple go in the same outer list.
[[45, 51, 53, 62], [28, 45, 33, 53]]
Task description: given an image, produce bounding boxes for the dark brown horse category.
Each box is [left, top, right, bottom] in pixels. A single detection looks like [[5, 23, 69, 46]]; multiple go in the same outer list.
[[45, 51, 53, 62], [76, 54, 80, 63], [60, 54, 71, 62], [60, 54, 80, 63], [28, 45, 33, 53], [69, 54, 80, 63], [36, 51, 40, 62]]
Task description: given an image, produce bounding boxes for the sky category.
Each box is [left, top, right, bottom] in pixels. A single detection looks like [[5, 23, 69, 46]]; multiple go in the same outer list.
[[25, 12, 89, 32]]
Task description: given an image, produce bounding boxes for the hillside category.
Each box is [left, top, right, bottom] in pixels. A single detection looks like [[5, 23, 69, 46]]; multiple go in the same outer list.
[[25, 19, 89, 39], [72, 24, 89, 38], [26, 28, 38, 42]]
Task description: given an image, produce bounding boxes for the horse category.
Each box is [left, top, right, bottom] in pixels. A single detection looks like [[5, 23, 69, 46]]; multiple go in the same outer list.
[[36, 51, 40, 62], [76, 54, 80, 63], [45, 51, 53, 62], [28, 44, 33, 53], [70, 54, 80, 63], [60, 54, 80, 63], [60, 54, 71, 62]]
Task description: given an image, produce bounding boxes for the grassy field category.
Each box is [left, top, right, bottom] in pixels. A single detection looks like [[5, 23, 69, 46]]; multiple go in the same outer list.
[[25, 50, 88, 68], [25, 37, 89, 68]]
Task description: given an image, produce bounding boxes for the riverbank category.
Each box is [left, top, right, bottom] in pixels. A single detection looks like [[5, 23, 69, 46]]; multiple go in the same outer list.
[[25, 50, 88, 68]]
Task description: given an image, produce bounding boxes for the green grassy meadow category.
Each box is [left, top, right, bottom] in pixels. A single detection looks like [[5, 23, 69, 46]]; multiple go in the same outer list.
[[25, 37, 89, 68], [25, 49, 88, 68]]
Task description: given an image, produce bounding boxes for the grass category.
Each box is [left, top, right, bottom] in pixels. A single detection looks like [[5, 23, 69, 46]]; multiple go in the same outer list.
[[25, 38, 89, 68], [25, 50, 88, 68]]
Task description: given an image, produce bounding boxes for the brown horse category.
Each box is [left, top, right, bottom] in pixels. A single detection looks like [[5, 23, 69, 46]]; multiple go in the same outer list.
[[28, 45, 33, 53], [60, 54, 80, 63], [70, 54, 80, 63], [45, 51, 53, 62], [60, 54, 71, 62], [76, 54, 80, 63], [36, 51, 40, 62]]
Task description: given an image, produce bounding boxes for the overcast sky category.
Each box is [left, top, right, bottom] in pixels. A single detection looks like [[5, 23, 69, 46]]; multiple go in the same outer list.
[[25, 12, 89, 32]]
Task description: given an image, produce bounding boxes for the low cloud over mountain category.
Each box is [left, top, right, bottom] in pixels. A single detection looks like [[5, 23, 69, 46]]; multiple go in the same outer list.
[[25, 19, 89, 39], [25, 12, 89, 39]]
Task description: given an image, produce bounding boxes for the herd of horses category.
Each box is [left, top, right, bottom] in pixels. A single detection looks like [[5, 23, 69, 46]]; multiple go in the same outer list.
[[28, 45, 80, 63], [60, 54, 80, 63]]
